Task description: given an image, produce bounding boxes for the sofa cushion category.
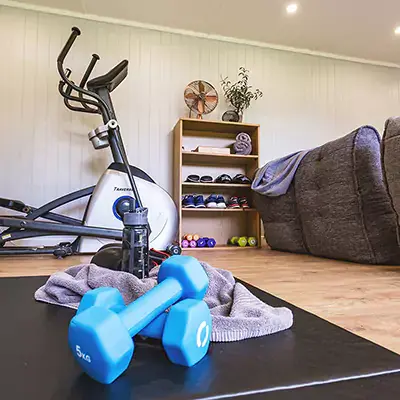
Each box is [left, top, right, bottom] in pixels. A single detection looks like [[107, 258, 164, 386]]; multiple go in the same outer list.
[[382, 117, 400, 246], [255, 125, 400, 264], [253, 186, 306, 254], [295, 126, 400, 264]]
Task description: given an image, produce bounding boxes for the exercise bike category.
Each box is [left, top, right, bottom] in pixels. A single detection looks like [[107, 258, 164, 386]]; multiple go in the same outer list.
[[0, 27, 178, 258]]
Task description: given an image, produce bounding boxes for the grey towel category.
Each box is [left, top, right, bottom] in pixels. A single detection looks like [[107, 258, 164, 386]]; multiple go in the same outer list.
[[233, 133, 252, 155], [252, 150, 309, 197], [237, 132, 251, 143], [35, 262, 293, 342], [233, 141, 252, 155]]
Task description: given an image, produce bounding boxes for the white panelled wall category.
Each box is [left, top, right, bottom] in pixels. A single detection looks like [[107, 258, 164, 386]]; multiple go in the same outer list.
[[1, 6, 400, 230]]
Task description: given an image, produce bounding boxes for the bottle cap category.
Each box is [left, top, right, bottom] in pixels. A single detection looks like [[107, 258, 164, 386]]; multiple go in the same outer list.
[[123, 207, 148, 226]]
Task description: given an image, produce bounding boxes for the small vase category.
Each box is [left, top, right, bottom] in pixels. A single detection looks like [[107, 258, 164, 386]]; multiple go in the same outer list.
[[222, 110, 240, 123]]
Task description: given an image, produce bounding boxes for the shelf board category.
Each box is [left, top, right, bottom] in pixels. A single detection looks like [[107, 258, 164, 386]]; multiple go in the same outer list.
[[182, 182, 251, 188], [182, 151, 258, 165], [182, 208, 257, 212], [180, 118, 259, 134], [183, 244, 260, 251]]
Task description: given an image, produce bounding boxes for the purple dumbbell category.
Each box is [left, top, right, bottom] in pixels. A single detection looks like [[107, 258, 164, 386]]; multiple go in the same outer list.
[[181, 239, 189, 248], [206, 238, 216, 248], [197, 238, 207, 248], [189, 240, 197, 248]]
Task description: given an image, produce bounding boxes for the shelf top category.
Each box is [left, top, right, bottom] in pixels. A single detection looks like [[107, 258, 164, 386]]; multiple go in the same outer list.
[[182, 182, 251, 188], [177, 118, 260, 134], [182, 151, 258, 165], [182, 151, 258, 159]]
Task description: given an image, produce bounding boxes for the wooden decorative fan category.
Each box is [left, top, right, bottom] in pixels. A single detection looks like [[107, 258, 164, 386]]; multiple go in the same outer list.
[[184, 80, 218, 119]]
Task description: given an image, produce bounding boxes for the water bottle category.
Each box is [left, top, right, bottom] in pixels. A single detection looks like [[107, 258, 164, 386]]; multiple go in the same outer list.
[[121, 207, 149, 278]]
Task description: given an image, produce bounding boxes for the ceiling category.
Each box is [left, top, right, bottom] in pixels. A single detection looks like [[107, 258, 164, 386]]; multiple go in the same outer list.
[[9, 0, 400, 65]]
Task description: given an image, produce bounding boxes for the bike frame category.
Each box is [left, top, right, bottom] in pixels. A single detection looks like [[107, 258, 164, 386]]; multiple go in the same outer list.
[[0, 27, 156, 257], [0, 186, 124, 255]]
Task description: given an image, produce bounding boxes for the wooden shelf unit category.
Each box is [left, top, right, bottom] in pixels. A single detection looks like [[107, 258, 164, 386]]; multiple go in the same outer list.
[[173, 118, 261, 251]]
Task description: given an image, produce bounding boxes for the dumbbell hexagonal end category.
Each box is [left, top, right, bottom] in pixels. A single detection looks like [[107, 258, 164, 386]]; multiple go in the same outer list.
[[162, 299, 211, 367], [77, 287, 126, 315], [158, 256, 208, 300], [69, 307, 134, 384]]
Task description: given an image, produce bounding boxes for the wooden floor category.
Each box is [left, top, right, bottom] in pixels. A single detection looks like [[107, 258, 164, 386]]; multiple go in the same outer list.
[[1, 248, 399, 355]]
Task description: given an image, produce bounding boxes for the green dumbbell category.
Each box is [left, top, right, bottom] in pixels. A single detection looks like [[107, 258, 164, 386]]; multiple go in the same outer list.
[[237, 237, 248, 247], [228, 237, 239, 245], [229, 236, 248, 247], [247, 237, 257, 247]]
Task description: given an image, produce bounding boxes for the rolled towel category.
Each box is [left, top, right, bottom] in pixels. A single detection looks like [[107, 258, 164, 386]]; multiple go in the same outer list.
[[236, 132, 251, 143], [233, 140, 252, 155]]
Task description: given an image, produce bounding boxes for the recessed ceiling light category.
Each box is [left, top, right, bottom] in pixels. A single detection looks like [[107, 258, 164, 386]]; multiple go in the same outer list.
[[286, 3, 298, 14], [395, 26, 400, 35]]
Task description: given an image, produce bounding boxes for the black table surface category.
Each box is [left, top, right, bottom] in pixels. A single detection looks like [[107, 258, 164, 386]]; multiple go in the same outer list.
[[1, 276, 400, 400]]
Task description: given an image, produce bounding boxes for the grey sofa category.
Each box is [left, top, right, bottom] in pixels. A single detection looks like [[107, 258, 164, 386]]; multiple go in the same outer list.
[[254, 118, 400, 264]]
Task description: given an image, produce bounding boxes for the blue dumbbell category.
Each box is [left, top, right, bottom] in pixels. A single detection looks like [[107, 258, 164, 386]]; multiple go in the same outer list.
[[68, 255, 210, 384], [76, 288, 211, 373], [197, 238, 207, 248]]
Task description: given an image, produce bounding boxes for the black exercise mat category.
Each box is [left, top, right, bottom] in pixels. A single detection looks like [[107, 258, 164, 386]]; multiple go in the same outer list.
[[249, 372, 400, 399], [0, 276, 399, 399]]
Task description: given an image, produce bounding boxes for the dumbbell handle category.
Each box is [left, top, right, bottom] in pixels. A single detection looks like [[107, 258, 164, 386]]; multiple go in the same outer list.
[[119, 278, 182, 337], [139, 312, 167, 339]]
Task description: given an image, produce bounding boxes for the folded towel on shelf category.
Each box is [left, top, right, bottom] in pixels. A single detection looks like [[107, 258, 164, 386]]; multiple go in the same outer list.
[[236, 132, 252, 143], [233, 132, 253, 155], [35, 262, 293, 343], [233, 140, 252, 155]]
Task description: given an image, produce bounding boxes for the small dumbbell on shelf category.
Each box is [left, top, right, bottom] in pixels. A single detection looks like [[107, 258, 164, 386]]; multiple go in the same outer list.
[[196, 238, 206, 248], [182, 235, 216, 249], [181, 239, 197, 248], [183, 234, 200, 242], [206, 238, 216, 248], [229, 236, 248, 247], [247, 237, 258, 247], [196, 237, 216, 248], [182, 234, 197, 247], [228, 236, 258, 247], [181, 234, 201, 249]]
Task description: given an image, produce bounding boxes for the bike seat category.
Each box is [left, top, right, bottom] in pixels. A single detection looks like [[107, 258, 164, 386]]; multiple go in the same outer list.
[[87, 60, 128, 93]]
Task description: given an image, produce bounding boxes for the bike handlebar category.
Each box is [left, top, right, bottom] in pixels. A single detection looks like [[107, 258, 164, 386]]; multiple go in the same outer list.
[[58, 80, 100, 114], [57, 27, 81, 63], [56, 26, 144, 211], [78, 54, 100, 111], [57, 27, 111, 120], [79, 54, 100, 89]]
